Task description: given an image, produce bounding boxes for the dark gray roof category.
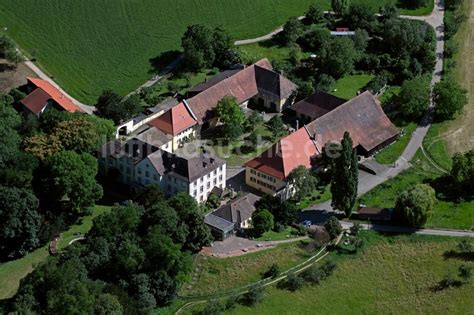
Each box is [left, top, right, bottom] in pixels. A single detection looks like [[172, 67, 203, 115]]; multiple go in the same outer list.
[[212, 193, 260, 224], [166, 153, 225, 183], [292, 91, 346, 120], [135, 126, 172, 148], [98, 139, 160, 164], [204, 214, 235, 233], [187, 70, 242, 94], [255, 65, 297, 99]]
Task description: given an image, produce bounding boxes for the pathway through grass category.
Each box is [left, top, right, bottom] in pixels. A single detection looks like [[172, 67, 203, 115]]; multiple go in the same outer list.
[[0, 205, 112, 300]]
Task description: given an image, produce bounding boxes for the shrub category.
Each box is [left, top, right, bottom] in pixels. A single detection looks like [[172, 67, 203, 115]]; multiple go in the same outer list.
[[262, 263, 280, 279]]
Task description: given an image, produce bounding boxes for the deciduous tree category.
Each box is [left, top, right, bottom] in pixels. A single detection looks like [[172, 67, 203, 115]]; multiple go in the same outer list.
[[433, 80, 468, 120], [395, 184, 436, 227], [0, 187, 41, 259], [287, 165, 318, 201], [252, 209, 274, 236]]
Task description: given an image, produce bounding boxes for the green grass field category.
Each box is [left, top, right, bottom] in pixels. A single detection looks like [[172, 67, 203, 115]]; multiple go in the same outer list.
[[375, 122, 417, 164], [330, 74, 374, 100], [218, 233, 473, 314], [0, 0, 432, 104], [358, 149, 473, 230], [0, 205, 112, 300], [185, 233, 473, 314], [180, 241, 312, 297]]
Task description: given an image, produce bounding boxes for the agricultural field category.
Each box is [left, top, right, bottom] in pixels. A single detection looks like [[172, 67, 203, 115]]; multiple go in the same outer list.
[[0, 0, 432, 104], [186, 233, 473, 314]]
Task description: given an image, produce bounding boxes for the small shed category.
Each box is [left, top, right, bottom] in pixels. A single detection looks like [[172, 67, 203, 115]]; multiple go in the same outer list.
[[204, 214, 235, 241], [357, 207, 393, 221]]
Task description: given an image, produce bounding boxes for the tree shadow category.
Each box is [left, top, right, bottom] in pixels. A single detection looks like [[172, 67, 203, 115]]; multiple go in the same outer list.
[[443, 250, 474, 262], [429, 175, 474, 203], [149, 50, 181, 75]]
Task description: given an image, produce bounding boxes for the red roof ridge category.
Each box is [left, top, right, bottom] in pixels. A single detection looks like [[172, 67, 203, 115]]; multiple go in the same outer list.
[[26, 77, 83, 113]]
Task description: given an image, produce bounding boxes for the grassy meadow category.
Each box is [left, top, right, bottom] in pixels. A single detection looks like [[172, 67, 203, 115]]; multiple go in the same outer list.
[[0, 0, 432, 104], [180, 241, 312, 297], [185, 233, 473, 315]]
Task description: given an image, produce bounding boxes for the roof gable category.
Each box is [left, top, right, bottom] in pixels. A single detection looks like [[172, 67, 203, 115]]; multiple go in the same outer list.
[[149, 102, 197, 136], [20, 88, 50, 114], [245, 127, 317, 180], [292, 91, 347, 120], [305, 91, 399, 152], [26, 77, 83, 113]]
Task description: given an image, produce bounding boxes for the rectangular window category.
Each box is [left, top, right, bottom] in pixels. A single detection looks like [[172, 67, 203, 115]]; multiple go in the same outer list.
[[138, 167, 142, 174], [145, 171, 149, 178], [207, 182, 210, 189], [200, 186, 203, 192], [213, 178, 217, 185]]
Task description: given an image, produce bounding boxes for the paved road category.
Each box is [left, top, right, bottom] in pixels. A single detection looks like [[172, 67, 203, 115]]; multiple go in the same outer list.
[[306, 0, 445, 211], [23, 59, 96, 114], [341, 221, 474, 238]]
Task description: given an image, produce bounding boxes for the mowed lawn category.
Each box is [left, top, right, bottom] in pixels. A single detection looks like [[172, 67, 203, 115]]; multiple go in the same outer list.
[[0, 0, 427, 104], [221, 234, 473, 315], [0, 205, 111, 300]]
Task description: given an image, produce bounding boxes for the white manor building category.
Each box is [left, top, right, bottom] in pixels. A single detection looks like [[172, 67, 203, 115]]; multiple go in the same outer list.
[[98, 138, 226, 203]]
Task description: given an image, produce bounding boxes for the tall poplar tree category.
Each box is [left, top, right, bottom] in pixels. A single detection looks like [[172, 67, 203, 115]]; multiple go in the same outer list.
[[330, 132, 358, 217]]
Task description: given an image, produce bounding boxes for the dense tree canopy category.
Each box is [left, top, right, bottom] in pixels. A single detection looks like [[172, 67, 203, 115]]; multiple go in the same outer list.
[[396, 75, 431, 121], [256, 195, 298, 226], [320, 37, 357, 79], [433, 80, 468, 120], [252, 209, 274, 236], [287, 165, 318, 201], [95, 89, 141, 125], [0, 186, 41, 259], [7, 198, 211, 314], [182, 24, 240, 71], [41, 151, 103, 213], [395, 184, 436, 227], [281, 17, 304, 46], [306, 4, 324, 24], [331, 0, 350, 16]]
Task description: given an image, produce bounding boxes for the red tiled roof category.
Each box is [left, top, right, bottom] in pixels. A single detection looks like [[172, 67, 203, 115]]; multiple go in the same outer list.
[[245, 127, 318, 180], [25, 77, 83, 113], [20, 88, 50, 115], [305, 91, 399, 153], [149, 102, 197, 136], [246, 91, 399, 180], [186, 59, 296, 124]]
